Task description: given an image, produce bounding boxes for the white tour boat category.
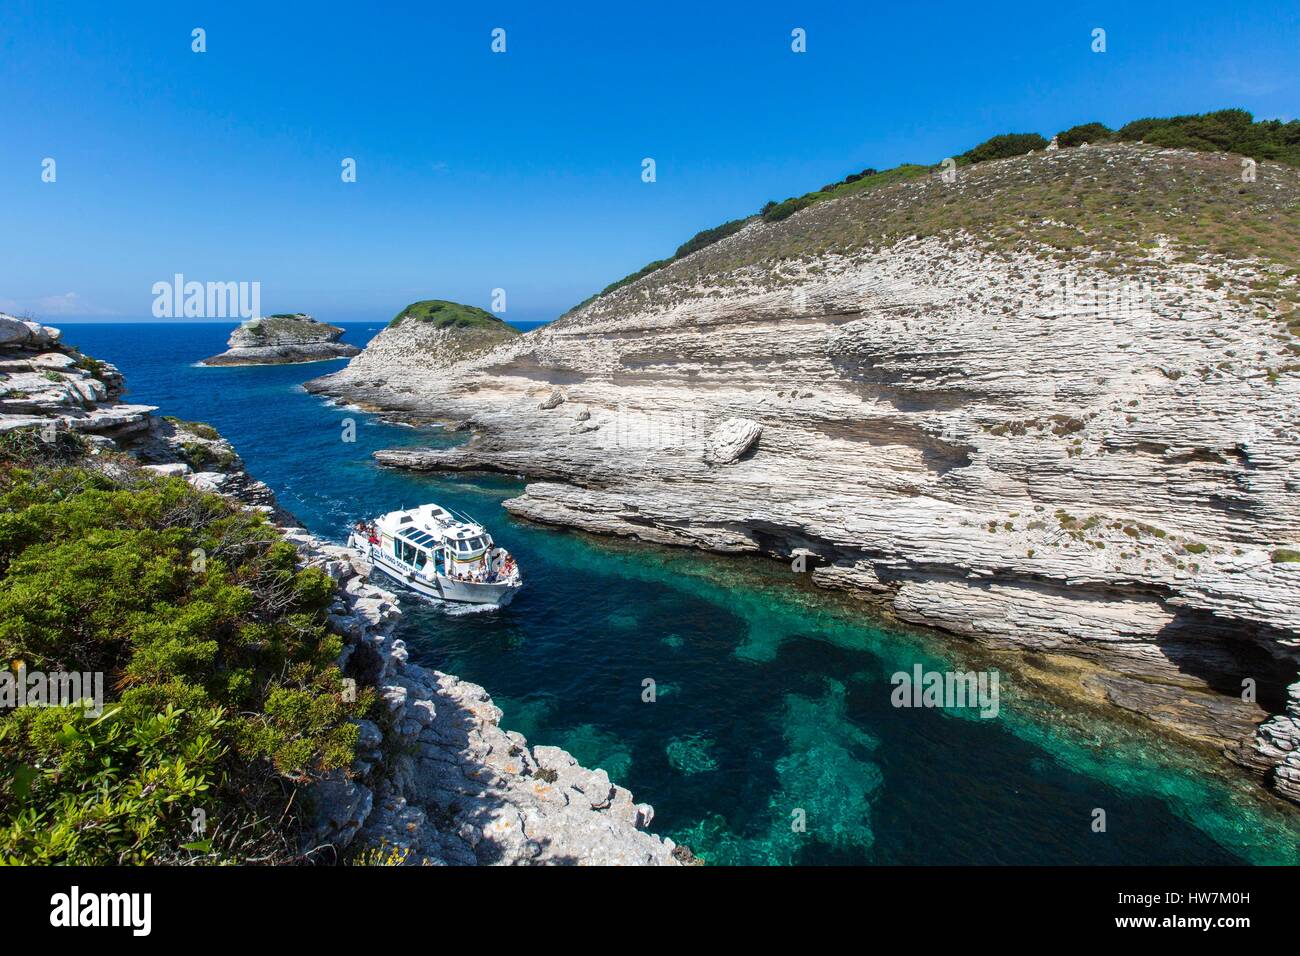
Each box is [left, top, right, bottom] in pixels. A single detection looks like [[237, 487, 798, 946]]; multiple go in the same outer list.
[[348, 503, 522, 606]]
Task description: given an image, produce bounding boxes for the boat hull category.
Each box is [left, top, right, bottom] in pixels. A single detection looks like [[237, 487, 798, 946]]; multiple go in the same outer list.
[[350, 536, 519, 606]]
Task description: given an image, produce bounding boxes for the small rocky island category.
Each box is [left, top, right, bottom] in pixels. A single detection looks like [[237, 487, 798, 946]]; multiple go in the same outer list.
[[201, 313, 360, 366]]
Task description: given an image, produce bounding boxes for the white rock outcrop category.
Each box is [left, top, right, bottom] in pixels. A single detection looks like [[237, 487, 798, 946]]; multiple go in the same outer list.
[[705, 417, 762, 464], [0, 313, 147, 436]]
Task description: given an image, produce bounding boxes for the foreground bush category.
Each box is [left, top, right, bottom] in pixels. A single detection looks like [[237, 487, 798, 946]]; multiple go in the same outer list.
[[0, 430, 369, 864]]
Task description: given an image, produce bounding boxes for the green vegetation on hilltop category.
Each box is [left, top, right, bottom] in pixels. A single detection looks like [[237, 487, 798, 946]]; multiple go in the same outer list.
[[388, 299, 512, 331], [675, 218, 751, 258], [0, 428, 372, 864], [1055, 110, 1300, 164], [1056, 122, 1113, 147], [566, 109, 1300, 315], [958, 132, 1050, 165], [1116, 109, 1300, 165], [760, 164, 932, 224]]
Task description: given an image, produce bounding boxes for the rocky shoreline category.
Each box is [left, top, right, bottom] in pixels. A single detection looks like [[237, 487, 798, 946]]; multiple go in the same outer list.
[[201, 314, 360, 366], [0, 314, 683, 865], [304, 144, 1300, 804]]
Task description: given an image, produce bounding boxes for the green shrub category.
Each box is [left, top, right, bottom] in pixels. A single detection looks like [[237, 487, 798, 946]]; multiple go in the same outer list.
[[674, 218, 749, 259], [1272, 548, 1300, 563], [762, 195, 818, 223], [0, 439, 370, 864], [958, 133, 1050, 165], [1117, 109, 1300, 165], [388, 299, 509, 330], [179, 440, 235, 471], [1057, 122, 1113, 147], [73, 355, 107, 378]]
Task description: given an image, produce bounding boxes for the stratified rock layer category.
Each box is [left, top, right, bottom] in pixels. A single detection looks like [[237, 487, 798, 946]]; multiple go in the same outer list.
[[202, 314, 360, 365], [0, 312, 149, 436], [307, 144, 1300, 801]]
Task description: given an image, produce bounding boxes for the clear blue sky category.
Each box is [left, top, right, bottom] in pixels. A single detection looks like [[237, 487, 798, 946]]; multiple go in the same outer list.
[[1, 0, 1296, 324]]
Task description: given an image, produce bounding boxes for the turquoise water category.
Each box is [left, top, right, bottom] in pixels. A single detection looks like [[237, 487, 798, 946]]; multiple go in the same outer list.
[[65, 322, 1300, 865]]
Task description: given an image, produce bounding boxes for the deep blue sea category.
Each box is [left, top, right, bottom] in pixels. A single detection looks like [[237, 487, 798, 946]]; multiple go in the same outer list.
[[62, 321, 1300, 865]]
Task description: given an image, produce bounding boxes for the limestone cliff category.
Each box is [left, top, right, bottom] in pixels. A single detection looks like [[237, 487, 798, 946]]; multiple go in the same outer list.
[[311, 300, 519, 409], [306, 143, 1300, 802], [201, 314, 360, 366]]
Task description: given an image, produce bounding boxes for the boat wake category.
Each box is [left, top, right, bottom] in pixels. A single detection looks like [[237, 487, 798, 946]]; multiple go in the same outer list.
[[439, 601, 501, 616]]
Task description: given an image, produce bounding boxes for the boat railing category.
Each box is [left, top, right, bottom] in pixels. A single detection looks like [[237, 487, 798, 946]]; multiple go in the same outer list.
[[446, 506, 482, 528]]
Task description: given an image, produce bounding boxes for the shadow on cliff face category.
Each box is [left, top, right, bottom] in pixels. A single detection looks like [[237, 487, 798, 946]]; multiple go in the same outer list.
[[828, 349, 984, 416], [1151, 610, 1295, 714], [805, 415, 973, 474]]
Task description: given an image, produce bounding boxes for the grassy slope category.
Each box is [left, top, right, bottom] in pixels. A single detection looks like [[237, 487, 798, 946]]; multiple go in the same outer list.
[[566, 109, 1300, 316]]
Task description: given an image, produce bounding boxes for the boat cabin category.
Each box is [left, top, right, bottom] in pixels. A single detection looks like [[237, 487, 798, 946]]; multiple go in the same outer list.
[[371, 504, 501, 583]]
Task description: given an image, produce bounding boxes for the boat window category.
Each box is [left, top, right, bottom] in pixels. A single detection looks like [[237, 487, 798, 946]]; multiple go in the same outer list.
[[395, 539, 424, 566]]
